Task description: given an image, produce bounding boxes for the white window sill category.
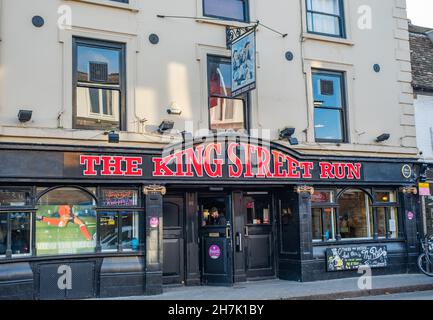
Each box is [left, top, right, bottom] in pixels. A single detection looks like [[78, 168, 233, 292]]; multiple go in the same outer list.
[[302, 33, 354, 46], [66, 0, 139, 12]]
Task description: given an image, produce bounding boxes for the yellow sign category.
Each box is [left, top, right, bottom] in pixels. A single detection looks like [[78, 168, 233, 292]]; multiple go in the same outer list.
[[419, 183, 431, 196]]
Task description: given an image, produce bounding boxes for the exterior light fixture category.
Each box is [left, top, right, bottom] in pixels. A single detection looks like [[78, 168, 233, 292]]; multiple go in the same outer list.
[[376, 133, 390, 143], [167, 102, 182, 115], [158, 120, 175, 134], [107, 131, 120, 144], [18, 110, 33, 123], [279, 127, 299, 146]]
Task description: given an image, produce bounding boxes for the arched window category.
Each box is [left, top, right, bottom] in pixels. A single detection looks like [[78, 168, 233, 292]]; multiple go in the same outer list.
[[36, 187, 97, 256], [338, 189, 372, 239]]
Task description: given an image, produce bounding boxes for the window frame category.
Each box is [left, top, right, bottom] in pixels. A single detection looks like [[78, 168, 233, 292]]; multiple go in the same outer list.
[[0, 211, 34, 259], [97, 210, 140, 253], [72, 37, 127, 131], [305, 0, 346, 38], [311, 189, 338, 242], [312, 70, 348, 143], [206, 54, 250, 132], [312, 188, 404, 244], [202, 0, 250, 23]]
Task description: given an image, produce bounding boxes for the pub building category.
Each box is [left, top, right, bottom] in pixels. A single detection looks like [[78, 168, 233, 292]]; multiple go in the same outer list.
[[0, 134, 422, 299]]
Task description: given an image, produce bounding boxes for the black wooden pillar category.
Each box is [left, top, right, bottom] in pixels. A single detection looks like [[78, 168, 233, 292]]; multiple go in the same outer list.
[[144, 185, 166, 295], [278, 186, 314, 282], [400, 186, 420, 273]]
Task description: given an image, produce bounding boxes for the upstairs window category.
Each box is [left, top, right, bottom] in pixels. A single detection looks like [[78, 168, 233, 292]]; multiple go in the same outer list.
[[203, 0, 249, 22], [207, 55, 248, 132], [306, 0, 345, 38], [312, 70, 347, 143], [73, 37, 126, 131]]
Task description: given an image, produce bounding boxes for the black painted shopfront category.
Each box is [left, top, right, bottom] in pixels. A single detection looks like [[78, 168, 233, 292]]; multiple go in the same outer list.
[[0, 135, 423, 299]]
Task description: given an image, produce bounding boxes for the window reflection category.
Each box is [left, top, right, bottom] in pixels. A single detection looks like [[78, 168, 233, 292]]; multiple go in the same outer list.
[[338, 190, 371, 239]]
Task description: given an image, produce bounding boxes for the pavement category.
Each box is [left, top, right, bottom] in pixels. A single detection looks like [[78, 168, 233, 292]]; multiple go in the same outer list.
[[351, 290, 433, 300], [102, 273, 433, 300]]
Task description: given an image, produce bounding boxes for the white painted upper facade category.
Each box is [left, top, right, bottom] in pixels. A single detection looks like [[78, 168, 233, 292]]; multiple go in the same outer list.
[[0, 0, 418, 158]]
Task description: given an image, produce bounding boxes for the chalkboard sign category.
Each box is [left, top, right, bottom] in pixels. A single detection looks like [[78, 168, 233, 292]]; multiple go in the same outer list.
[[101, 189, 138, 207], [326, 246, 388, 272]]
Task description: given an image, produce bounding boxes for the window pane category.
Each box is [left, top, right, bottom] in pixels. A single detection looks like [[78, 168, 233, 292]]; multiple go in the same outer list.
[[76, 87, 120, 129], [0, 189, 31, 207], [312, 208, 322, 240], [77, 44, 120, 85], [323, 208, 335, 240], [312, 191, 334, 203], [204, 0, 246, 21], [210, 98, 245, 131], [313, 73, 342, 108], [11, 212, 31, 255], [120, 212, 139, 251], [100, 212, 118, 251], [314, 108, 343, 141], [338, 190, 371, 239], [101, 189, 138, 207], [307, 13, 341, 36], [163, 202, 180, 228], [245, 195, 271, 225], [37, 188, 97, 256], [209, 57, 232, 97], [0, 214, 6, 255], [375, 207, 399, 239], [374, 191, 397, 203], [307, 0, 340, 15]]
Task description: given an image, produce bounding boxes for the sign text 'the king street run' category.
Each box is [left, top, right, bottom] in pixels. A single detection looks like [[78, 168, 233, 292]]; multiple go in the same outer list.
[[152, 142, 362, 180]]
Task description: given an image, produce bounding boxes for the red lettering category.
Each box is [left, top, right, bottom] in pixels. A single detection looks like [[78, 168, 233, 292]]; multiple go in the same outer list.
[[242, 143, 256, 178], [228, 143, 242, 178], [101, 156, 124, 176], [203, 143, 223, 178], [152, 156, 175, 177], [347, 163, 362, 180], [256, 146, 272, 178], [80, 155, 101, 176], [300, 162, 314, 179], [272, 151, 288, 178], [320, 162, 335, 179], [287, 156, 301, 178], [124, 157, 143, 176], [184, 146, 204, 177], [333, 163, 347, 180], [174, 151, 186, 177]]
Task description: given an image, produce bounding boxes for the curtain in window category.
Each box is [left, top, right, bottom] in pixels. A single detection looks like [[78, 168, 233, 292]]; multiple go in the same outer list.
[[307, 0, 341, 36]]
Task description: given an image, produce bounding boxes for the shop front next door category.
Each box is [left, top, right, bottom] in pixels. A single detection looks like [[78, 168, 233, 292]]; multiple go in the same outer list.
[[199, 195, 233, 286]]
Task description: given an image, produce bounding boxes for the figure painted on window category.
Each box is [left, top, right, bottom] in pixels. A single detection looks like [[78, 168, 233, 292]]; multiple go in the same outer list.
[[37, 205, 92, 241]]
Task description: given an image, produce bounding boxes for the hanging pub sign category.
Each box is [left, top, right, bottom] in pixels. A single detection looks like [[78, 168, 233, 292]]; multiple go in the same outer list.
[[231, 30, 256, 97]]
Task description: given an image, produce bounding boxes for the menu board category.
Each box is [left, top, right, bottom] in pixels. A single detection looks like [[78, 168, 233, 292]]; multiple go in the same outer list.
[[101, 189, 138, 207], [326, 246, 388, 272]]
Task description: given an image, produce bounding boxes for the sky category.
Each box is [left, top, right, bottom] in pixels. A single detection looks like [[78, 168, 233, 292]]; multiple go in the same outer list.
[[406, 0, 433, 28]]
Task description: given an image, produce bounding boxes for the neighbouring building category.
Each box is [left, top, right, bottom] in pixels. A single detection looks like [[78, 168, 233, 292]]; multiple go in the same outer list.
[[0, 0, 422, 299], [410, 23, 433, 236]]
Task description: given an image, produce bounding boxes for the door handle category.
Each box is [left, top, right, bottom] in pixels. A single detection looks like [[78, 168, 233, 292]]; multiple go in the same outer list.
[[226, 227, 231, 239], [236, 232, 243, 252], [245, 226, 249, 237]]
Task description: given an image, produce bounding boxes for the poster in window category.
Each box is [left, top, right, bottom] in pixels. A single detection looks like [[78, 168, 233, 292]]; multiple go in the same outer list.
[[231, 31, 256, 97], [36, 205, 96, 255]]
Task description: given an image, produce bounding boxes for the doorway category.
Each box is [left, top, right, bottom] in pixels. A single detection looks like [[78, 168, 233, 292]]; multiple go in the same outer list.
[[198, 194, 234, 286]]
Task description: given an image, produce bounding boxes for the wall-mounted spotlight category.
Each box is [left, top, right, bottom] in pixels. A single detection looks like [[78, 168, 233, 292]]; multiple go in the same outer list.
[[279, 127, 299, 145], [158, 120, 175, 134], [18, 110, 33, 123], [376, 133, 390, 143], [107, 131, 120, 144], [167, 102, 182, 115]]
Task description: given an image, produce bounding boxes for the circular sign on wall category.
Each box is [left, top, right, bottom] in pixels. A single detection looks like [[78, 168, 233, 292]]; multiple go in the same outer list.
[[402, 165, 413, 179], [149, 217, 159, 228], [407, 211, 414, 220], [208, 245, 221, 260]]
